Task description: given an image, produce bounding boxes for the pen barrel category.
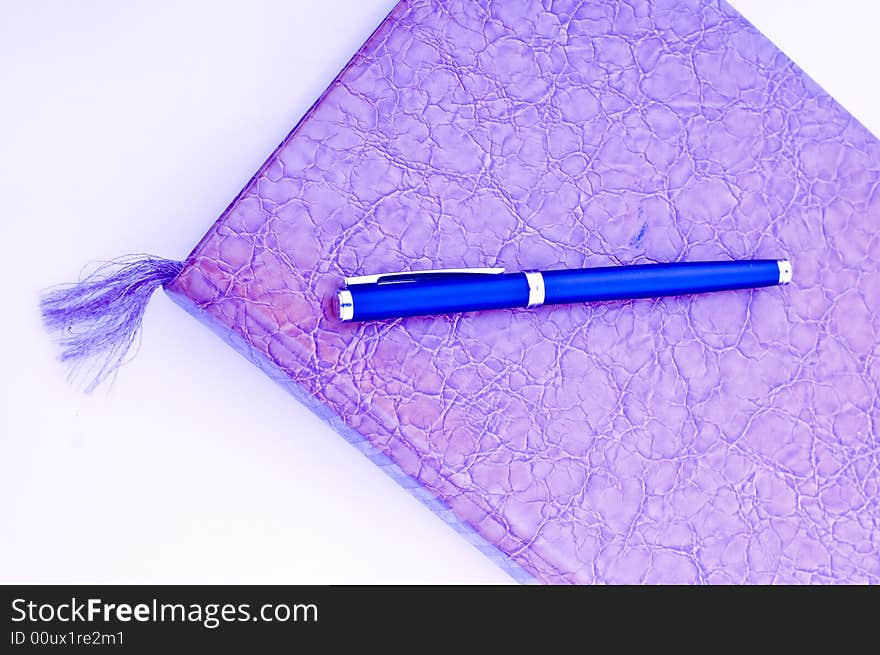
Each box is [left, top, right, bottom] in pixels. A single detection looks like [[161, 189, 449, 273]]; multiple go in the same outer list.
[[543, 260, 783, 305]]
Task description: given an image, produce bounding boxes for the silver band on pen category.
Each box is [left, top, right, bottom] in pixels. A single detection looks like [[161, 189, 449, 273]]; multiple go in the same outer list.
[[524, 271, 545, 308]]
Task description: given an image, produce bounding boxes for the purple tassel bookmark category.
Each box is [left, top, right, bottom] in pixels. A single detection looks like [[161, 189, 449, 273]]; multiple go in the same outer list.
[[39, 255, 182, 392]]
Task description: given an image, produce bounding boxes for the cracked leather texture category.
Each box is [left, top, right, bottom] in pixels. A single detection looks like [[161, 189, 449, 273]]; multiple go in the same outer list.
[[166, 0, 880, 583]]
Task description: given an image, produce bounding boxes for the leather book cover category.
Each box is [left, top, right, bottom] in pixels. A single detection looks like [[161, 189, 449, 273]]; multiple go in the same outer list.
[[164, 0, 880, 583]]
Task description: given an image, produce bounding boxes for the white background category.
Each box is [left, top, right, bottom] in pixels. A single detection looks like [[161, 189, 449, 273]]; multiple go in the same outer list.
[[1, 1, 877, 584]]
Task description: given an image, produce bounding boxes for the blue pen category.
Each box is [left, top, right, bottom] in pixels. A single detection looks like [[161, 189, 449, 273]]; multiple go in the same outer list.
[[335, 259, 792, 322]]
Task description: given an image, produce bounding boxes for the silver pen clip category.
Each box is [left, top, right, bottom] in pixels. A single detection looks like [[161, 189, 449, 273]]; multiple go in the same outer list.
[[344, 267, 505, 286]]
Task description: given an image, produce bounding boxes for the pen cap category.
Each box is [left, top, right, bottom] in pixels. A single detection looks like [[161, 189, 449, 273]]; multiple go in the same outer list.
[[339, 272, 530, 321]]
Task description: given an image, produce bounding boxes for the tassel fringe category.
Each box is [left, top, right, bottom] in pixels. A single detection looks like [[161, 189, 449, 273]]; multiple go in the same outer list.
[[39, 255, 183, 392]]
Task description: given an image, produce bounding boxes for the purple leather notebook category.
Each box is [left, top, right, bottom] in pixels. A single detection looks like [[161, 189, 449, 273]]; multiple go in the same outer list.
[[161, 0, 879, 583]]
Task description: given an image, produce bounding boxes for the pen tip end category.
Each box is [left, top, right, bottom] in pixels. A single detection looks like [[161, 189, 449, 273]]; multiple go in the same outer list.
[[777, 260, 793, 285], [336, 289, 354, 321]]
